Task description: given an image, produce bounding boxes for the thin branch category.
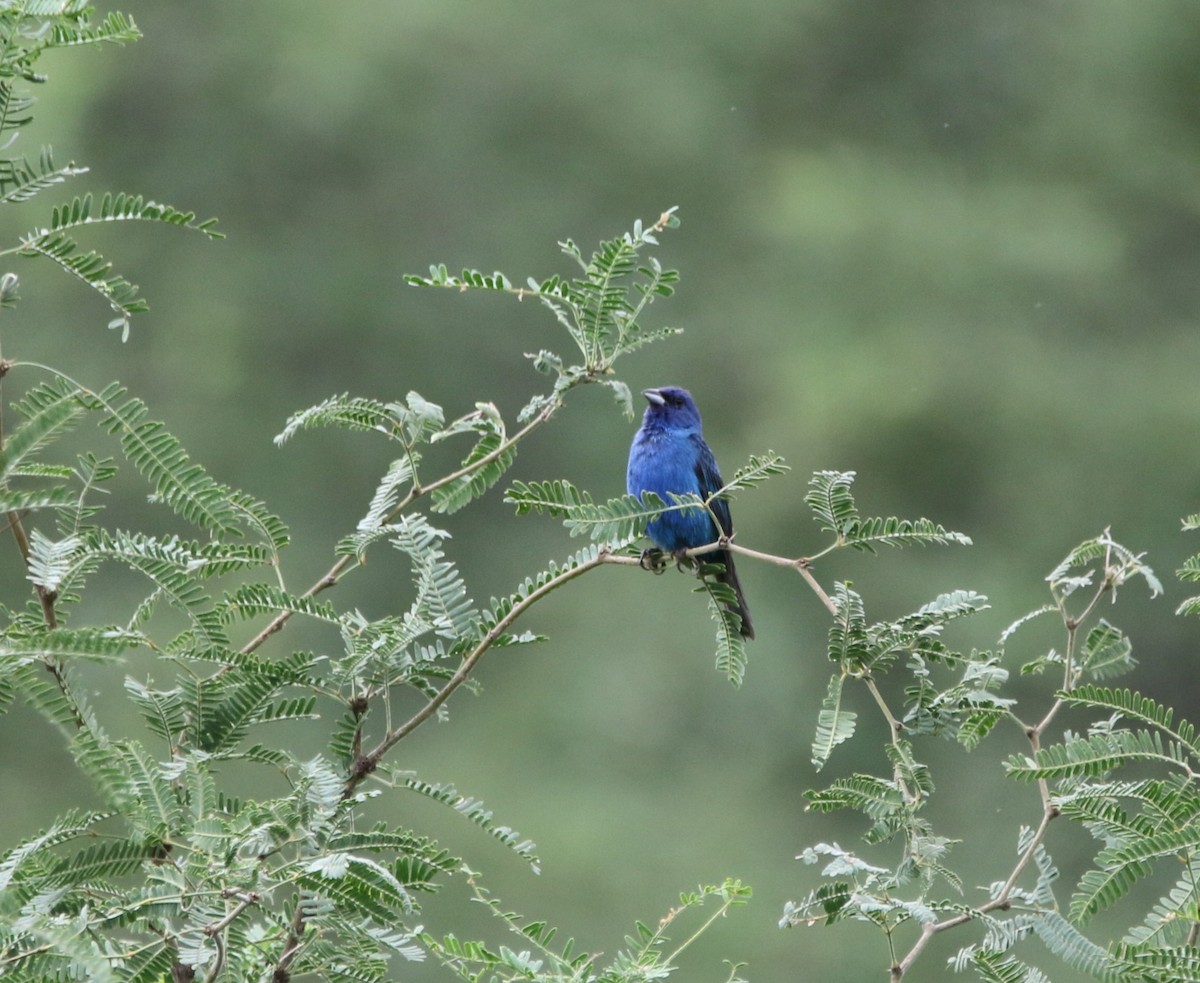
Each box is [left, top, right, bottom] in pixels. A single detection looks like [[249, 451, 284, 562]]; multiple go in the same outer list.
[[654, 537, 840, 616], [201, 933, 224, 983], [0, 370, 89, 735], [862, 676, 901, 735], [6, 506, 58, 628], [889, 547, 1137, 978], [272, 899, 307, 982], [0, 374, 58, 629], [893, 801, 1057, 978], [663, 897, 739, 965], [342, 545, 614, 798], [241, 399, 561, 657], [1026, 553, 1114, 755], [204, 891, 259, 937], [728, 541, 838, 616]]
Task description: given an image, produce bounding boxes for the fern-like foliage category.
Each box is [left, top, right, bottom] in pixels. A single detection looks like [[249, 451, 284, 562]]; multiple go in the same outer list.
[[390, 513, 478, 638], [806, 469, 861, 536], [0, 187, 765, 982], [720, 450, 791, 495], [0, 146, 86, 204], [805, 470, 971, 554], [430, 402, 516, 515], [0, 377, 84, 480], [812, 672, 856, 770], [404, 779, 539, 870], [0, 366, 500, 980], [17, 201, 220, 337], [1176, 514, 1200, 616], [782, 840, 973, 934], [804, 775, 906, 819], [0, 6, 215, 335], [275, 390, 444, 446], [407, 209, 682, 420], [282, 392, 529, 554], [423, 876, 750, 983], [1110, 942, 1200, 983], [88, 381, 288, 539], [1006, 686, 1200, 933], [826, 581, 869, 669], [1045, 528, 1162, 600], [702, 575, 749, 685], [1006, 728, 1187, 782], [505, 478, 652, 545]]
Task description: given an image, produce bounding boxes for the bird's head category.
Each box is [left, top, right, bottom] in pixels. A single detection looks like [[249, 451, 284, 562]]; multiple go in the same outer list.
[[641, 386, 703, 432]]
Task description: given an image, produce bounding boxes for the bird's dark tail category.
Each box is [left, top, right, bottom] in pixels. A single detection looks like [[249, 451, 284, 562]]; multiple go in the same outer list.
[[715, 549, 754, 640]]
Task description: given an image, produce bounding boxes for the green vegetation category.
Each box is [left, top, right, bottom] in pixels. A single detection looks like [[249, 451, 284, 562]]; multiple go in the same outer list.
[[3, 4, 1200, 982]]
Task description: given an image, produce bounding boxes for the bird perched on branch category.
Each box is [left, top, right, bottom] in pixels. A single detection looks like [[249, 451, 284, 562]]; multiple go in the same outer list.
[[626, 386, 754, 639]]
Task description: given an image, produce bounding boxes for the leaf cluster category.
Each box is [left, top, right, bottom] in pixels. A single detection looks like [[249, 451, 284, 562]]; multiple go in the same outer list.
[[1006, 686, 1200, 945], [406, 207, 683, 420], [806, 471, 972, 557], [0, 192, 760, 981], [424, 875, 751, 983], [789, 525, 1200, 982], [0, 5, 219, 338], [8, 22, 1200, 977]]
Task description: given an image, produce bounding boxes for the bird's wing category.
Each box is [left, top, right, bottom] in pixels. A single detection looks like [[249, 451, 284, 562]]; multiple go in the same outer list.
[[691, 434, 733, 537]]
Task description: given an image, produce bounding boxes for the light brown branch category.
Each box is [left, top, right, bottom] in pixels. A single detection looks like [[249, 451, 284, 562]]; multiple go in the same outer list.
[[893, 800, 1057, 978], [241, 401, 561, 658], [342, 545, 615, 798]]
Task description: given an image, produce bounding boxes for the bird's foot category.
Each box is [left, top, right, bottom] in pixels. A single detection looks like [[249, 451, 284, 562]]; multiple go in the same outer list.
[[671, 549, 698, 573], [639, 548, 668, 574]]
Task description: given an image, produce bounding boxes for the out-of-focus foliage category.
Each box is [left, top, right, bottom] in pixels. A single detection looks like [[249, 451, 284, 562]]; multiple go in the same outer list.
[[2, 2, 1200, 981]]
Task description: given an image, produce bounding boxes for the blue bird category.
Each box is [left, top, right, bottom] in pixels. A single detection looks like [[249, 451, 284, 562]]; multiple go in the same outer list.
[[627, 386, 754, 639]]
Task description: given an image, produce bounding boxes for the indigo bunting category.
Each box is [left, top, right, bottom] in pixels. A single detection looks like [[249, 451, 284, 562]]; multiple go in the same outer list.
[[627, 386, 754, 639]]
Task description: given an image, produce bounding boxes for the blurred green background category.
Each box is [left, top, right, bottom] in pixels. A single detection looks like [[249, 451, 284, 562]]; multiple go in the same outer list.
[[3, 2, 1200, 979]]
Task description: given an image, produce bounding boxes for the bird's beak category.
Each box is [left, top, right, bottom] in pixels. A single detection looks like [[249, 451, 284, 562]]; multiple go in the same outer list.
[[642, 388, 665, 407]]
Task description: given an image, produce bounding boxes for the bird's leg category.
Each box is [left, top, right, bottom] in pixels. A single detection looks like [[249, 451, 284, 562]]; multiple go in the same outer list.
[[671, 549, 697, 573], [639, 548, 668, 574]]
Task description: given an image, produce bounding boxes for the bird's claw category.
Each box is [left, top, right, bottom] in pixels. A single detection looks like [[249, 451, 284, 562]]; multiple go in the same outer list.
[[639, 548, 668, 574], [672, 549, 697, 573]]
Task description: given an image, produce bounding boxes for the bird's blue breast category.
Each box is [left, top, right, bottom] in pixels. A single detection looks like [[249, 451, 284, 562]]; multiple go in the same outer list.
[[627, 426, 718, 551]]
